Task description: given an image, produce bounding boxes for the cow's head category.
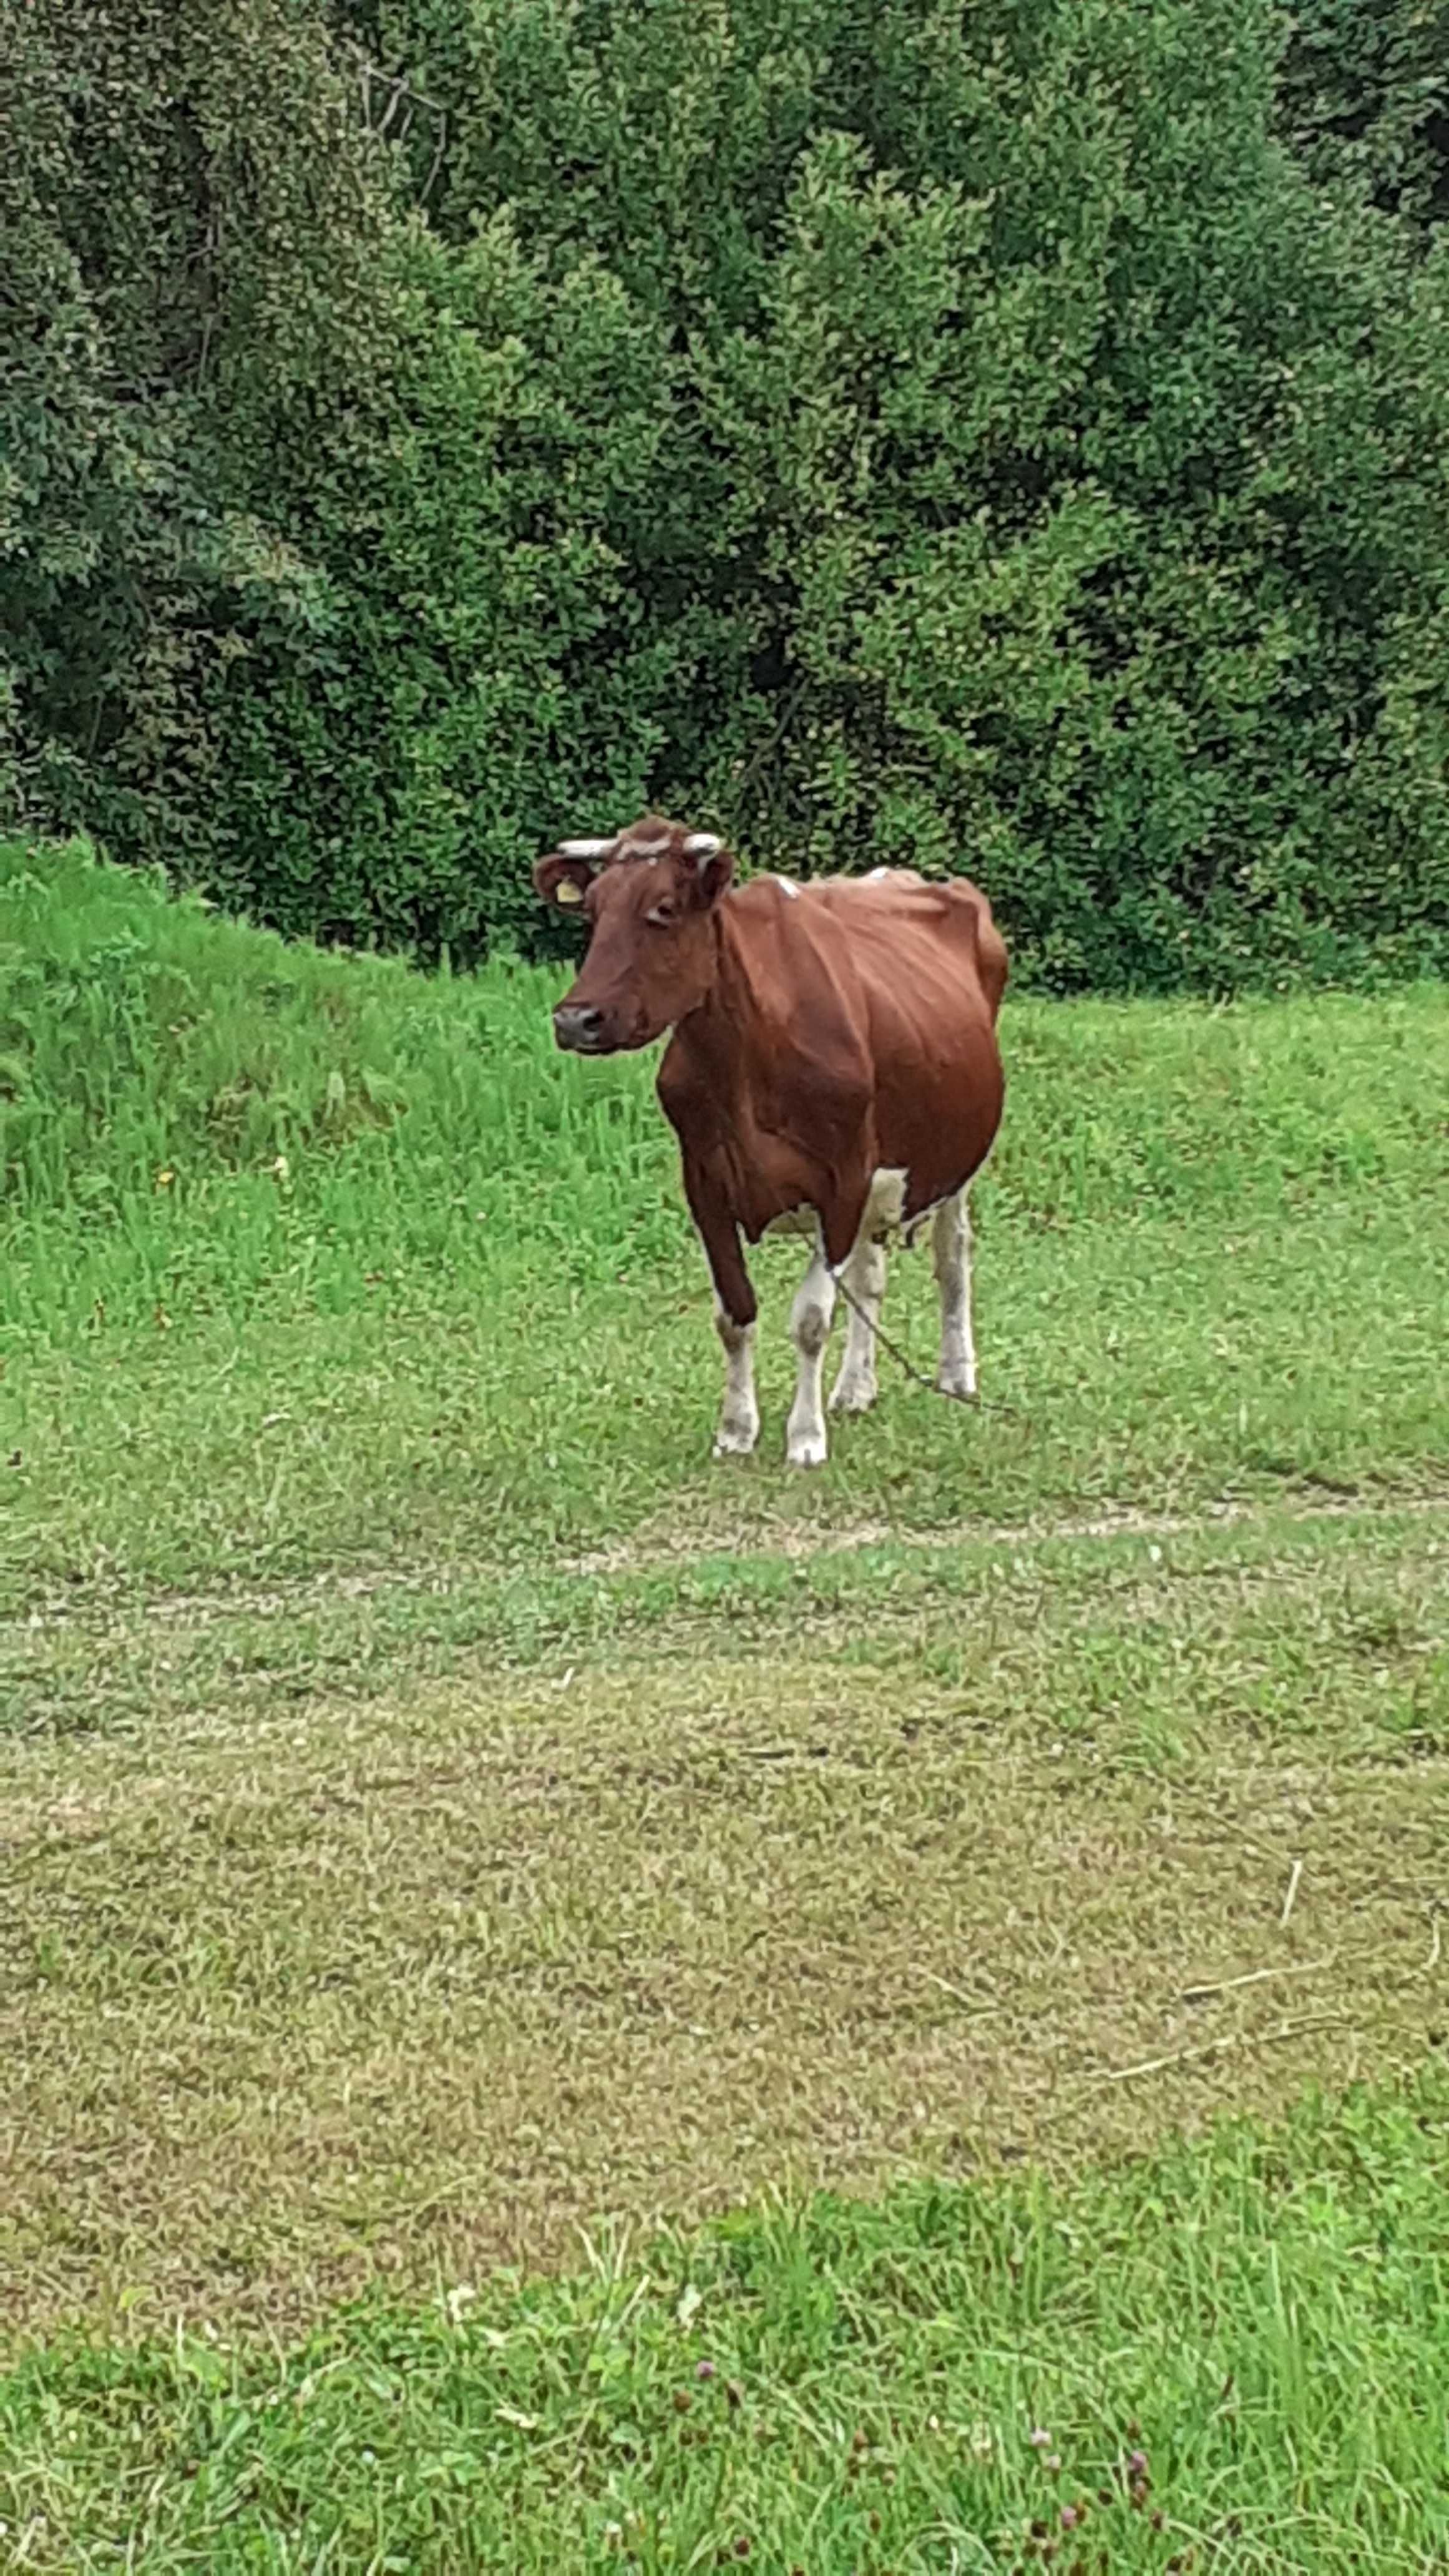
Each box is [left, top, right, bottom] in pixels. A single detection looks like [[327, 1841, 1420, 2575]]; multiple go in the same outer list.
[[535, 813, 734, 1053]]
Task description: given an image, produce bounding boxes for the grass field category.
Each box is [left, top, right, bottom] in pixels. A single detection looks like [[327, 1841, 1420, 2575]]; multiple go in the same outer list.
[[1, 839, 1447, 2568]]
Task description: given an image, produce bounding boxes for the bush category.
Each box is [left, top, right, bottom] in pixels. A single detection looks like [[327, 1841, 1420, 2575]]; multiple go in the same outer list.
[[3, 0, 1448, 988], [1276, 0, 1449, 231]]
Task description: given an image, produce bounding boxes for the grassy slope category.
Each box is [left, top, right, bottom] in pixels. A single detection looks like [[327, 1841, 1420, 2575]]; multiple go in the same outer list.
[[1, 838, 1447, 1622]]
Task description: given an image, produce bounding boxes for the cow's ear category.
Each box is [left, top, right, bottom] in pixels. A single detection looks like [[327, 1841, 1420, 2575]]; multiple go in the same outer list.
[[534, 851, 598, 911], [683, 832, 734, 909]]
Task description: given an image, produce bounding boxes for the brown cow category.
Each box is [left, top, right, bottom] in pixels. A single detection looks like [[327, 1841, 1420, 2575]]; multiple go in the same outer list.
[[535, 814, 1007, 1467]]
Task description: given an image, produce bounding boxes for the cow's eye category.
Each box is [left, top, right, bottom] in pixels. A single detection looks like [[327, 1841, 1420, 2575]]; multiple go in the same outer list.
[[646, 904, 676, 927]]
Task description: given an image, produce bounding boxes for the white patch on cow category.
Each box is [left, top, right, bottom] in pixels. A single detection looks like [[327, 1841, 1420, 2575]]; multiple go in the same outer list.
[[785, 1244, 837, 1468], [770, 875, 801, 899], [764, 1203, 817, 1241], [712, 1298, 759, 1456], [866, 866, 891, 880], [861, 1167, 907, 1237], [932, 1188, 977, 1398], [768, 1168, 909, 1251]]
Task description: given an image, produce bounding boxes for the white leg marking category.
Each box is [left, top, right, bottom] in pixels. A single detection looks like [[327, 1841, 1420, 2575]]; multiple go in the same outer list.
[[712, 1297, 759, 1456], [933, 1189, 977, 1399], [785, 1245, 837, 1468], [829, 1230, 886, 1415]]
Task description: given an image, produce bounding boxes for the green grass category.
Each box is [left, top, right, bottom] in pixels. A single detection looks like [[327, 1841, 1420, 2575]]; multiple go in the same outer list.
[[2, 838, 1447, 2569], [5, 1468, 1447, 1740], [2, 2070, 1447, 2571], [1, 837, 1446, 1614]]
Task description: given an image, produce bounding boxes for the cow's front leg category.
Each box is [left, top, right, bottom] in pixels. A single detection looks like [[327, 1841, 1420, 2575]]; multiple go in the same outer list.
[[712, 1295, 759, 1456], [786, 1243, 838, 1468], [682, 1161, 761, 1459]]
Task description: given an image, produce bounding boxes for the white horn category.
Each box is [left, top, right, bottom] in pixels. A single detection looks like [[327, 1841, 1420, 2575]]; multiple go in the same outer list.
[[557, 838, 615, 862], [683, 832, 722, 862]]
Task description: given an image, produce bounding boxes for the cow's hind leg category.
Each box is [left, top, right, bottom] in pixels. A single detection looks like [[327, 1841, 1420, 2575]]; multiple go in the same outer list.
[[786, 1242, 839, 1468], [713, 1296, 759, 1456], [829, 1226, 886, 1415], [933, 1188, 977, 1399]]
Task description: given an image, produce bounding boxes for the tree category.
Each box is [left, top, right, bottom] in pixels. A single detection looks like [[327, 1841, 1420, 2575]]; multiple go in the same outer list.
[[3, 0, 1446, 985]]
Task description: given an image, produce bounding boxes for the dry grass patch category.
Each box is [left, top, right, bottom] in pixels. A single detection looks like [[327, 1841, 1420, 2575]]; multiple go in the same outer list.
[[2, 1510, 1444, 2348]]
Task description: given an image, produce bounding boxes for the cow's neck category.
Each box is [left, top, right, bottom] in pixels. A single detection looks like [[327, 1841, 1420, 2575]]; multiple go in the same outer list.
[[669, 902, 774, 1087]]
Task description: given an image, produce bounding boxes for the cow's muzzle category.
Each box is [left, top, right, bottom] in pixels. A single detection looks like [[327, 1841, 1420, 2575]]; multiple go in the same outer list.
[[552, 1002, 609, 1053]]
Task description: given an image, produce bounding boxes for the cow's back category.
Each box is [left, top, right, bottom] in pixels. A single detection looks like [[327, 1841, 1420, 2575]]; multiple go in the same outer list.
[[727, 869, 1006, 1217], [806, 869, 1007, 1022]]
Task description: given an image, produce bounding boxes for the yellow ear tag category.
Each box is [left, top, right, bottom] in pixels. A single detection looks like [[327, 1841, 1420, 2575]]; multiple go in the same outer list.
[[555, 879, 583, 906]]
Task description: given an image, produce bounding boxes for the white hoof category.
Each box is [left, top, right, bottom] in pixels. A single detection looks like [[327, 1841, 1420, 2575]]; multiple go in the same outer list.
[[713, 1417, 759, 1457], [936, 1363, 977, 1401], [786, 1431, 829, 1470], [829, 1373, 877, 1415]]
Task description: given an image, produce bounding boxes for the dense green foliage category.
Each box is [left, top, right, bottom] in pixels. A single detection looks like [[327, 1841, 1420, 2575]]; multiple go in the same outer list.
[[1278, 0, 1449, 224], [4, 0, 1448, 985]]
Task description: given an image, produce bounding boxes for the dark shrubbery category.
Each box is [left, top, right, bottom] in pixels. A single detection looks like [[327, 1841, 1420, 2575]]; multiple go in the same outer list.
[[4, 0, 1447, 987]]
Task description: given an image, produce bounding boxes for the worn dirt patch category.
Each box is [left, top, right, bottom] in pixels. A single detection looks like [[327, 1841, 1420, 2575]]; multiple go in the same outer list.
[[9, 1479, 1447, 1638], [565, 1480, 1449, 1577]]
